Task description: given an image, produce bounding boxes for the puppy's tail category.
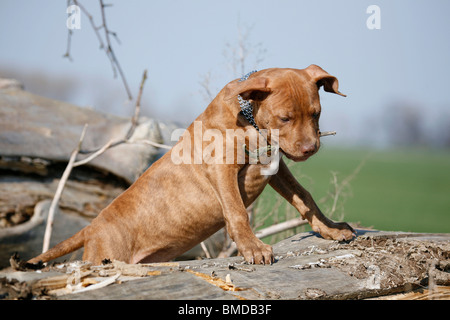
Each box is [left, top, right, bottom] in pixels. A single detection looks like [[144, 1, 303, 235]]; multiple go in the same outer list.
[[27, 227, 86, 264]]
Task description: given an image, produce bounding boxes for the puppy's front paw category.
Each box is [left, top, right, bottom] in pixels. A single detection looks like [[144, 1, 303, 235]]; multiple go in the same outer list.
[[238, 239, 274, 265], [314, 221, 356, 241]]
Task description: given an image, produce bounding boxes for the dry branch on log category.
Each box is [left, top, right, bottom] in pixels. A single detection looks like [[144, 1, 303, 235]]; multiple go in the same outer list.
[[42, 125, 88, 253], [255, 217, 308, 239]]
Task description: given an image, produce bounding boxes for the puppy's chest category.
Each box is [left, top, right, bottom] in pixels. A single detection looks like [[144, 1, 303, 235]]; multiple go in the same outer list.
[[238, 163, 273, 200]]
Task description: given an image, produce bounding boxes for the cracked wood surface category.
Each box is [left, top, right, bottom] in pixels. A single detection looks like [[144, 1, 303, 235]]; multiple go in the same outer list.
[[1, 229, 449, 300]]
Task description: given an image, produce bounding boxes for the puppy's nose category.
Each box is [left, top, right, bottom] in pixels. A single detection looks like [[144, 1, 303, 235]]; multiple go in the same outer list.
[[300, 143, 317, 155]]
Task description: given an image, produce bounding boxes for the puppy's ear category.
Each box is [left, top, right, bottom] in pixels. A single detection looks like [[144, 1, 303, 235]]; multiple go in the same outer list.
[[305, 64, 346, 97], [223, 76, 271, 101]]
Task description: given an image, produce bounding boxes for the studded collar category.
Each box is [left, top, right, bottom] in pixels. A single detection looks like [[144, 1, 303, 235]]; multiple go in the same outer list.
[[237, 70, 260, 133], [238, 71, 277, 160]]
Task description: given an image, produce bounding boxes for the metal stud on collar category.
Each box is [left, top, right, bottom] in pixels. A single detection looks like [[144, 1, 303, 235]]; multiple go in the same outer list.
[[238, 70, 260, 132], [239, 70, 258, 82]]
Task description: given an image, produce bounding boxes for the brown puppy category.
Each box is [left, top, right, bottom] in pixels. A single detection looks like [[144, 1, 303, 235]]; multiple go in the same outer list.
[[29, 65, 355, 266]]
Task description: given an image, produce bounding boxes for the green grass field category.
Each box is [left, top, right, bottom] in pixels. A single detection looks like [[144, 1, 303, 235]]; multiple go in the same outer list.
[[254, 147, 450, 238]]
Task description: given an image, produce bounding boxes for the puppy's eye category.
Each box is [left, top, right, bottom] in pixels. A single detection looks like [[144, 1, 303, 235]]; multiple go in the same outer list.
[[312, 112, 320, 119], [279, 117, 290, 123]]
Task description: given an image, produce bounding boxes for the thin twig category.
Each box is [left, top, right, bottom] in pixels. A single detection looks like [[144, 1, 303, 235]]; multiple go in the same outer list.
[[255, 217, 308, 239], [99, 0, 132, 100], [252, 196, 284, 231], [73, 0, 105, 49], [199, 71, 215, 102], [319, 154, 370, 217], [127, 139, 172, 150], [319, 131, 337, 137], [67, 0, 132, 100], [80, 70, 171, 156], [63, 29, 73, 61], [329, 172, 340, 216], [42, 124, 88, 253], [73, 139, 114, 167], [200, 242, 211, 259], [63, 0, 74, 61], [126, 69, 147, 140]]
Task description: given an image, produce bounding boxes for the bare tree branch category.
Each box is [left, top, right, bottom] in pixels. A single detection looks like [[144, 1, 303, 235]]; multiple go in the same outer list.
[[42, 124, 88, 253], [73, 0, 106, 49], [41, 70, 171, 254], [255, 217, 308, 239], [198, 71, 215, 102], [318, 154, 370, 218], [98, 0, 132, 100], [65, 0, 133, 100], [73, 139, 114, 167], [127, 139, 171, 150], [63, 31, 74, 62], [63, 0, 75, 61], [223, 18, 267, 78], [78, 70, 171, 157], [200, 242, 211, 259], [126, 69, 147, 139]]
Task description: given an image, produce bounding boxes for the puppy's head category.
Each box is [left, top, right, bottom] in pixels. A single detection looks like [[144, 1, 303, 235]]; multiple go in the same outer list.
[[224, 65, 345, 162]]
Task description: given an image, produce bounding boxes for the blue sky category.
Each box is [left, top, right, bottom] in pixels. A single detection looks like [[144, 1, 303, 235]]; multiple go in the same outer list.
[[1, 0, 450, 147]]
